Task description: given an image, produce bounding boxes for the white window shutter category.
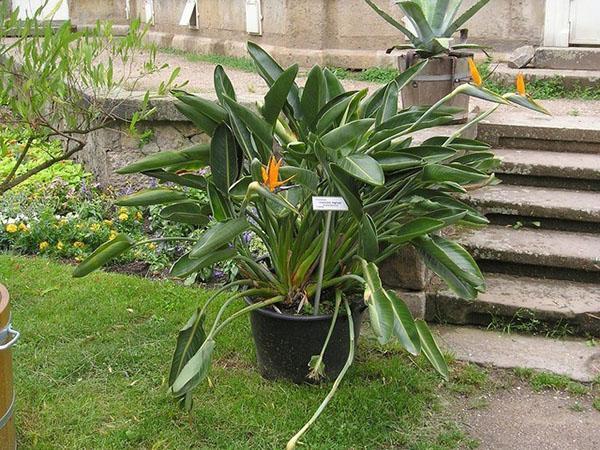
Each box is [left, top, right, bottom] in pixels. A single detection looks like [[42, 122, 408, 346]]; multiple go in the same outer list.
[[179, 0, 197, 27], [144, 0, 155, 24], [246, 0, 263, 35]]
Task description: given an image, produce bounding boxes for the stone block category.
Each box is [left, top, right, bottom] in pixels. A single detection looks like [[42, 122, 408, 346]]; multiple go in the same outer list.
[[392, 290, 426, 319], [507, 45, 535, 69], [380, 246, 432, 291]]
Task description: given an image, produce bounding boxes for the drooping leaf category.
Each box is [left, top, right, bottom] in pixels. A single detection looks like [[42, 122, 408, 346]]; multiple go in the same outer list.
[[174, 101, 219, 136], [374, 152, 423, 171], [143, 170, 207, 190], [172, 90, 228, 123], [115, 188, 187, 206], [160, 201, 210, 226], [422, 163, 491, 185], [359, 214, 378, 261], [415, 319, 449, 380], [384, 217, 446, 245], [388, 290, 420, 355], [169, 309, 207, 387], [360, 258, 394, 344], [189, 218, 249, 260], [171, 338, 216, 395], [223, 95, 273, 151], [207, 181, 229, 221], [171, 247, 237, 278], [73, 234, 134, 277], [116, 143, 210, 174], [330, 165, 363, 219]]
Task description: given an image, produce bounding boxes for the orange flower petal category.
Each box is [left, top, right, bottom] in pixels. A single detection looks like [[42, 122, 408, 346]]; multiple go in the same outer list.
[[468, 57, 482, 86], [261, 166, 268, 184], [516, 73, 526, 95]]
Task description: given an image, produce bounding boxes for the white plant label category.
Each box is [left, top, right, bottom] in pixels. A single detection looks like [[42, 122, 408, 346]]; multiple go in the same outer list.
[[312, 196, 348, 211]]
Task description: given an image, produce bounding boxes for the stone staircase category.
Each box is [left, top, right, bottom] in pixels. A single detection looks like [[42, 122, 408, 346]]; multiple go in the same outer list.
[[427, 114, 600, 336]]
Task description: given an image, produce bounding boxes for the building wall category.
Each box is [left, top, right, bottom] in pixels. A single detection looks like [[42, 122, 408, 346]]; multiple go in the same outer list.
[[71, 0, 546, 67]]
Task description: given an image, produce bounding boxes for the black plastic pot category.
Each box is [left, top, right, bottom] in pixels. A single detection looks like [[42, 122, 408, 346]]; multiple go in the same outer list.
[[246, 298, 366, 383]]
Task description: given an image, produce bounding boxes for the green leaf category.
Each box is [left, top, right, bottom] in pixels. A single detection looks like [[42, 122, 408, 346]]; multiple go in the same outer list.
[[115, 188, 187, 206], [359, 214, 378, 261], [315, 91, 358, 134], [447, 0, 491, 35], [364, 0, 418, 44], [456, 83, 509, 105], [171, 338, 216, 396], [247, 181, 299, 214], [323, 68, 345, 101], [374, 152, 423, 171], [223, 95, 273, 151], [301, 66, 327, 128], [360, 258, 394, 344], [207, 181, 229, 221], [210, 124, 240, 193], [397, 1, 436, 45], [330, 165, 363, 220], [174, 101, 219, 137], [263, 64, 299, 126], [415, 319, 449, 380], [422, 136, 490, 152], [504, 93, 551, 116], [321, 119, 375, 149], [335, 154, 384, 186], [169, 309, 207, 387], [247, 42, 302, 119], [422, 163, 490, 185], [413, 235, 485, 300], [385, 217, 446, 245], [388, 291, 420, 355], [73, 234, 134, 277], [171, 248, 237, 278], [172, 90, 228, 123], [189, 218, 249, 260], [376, 81, 399, 125], [143, 170, 207, 190], [279, 166, 319, 193], [160, 201, 210, 226], [116, 143, 210, 174], [214, 65, 236, 104]]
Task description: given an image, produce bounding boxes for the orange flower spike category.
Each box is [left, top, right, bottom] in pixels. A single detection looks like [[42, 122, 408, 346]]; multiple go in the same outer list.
[[262, 156, 293, 192], [468, 57, 482, 86], [516, 73, 526, 96]]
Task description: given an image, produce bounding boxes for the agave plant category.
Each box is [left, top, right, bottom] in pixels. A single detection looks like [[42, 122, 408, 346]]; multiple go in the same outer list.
[[365, 0, 491, 57], [74, 43, 545, 447]]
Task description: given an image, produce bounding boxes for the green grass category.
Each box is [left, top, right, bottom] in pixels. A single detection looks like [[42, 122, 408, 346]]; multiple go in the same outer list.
[[2, 255, 462, 449], [159, 47, 256, 72], [450, 364, 488, 395], [593, 398, 600, 412]]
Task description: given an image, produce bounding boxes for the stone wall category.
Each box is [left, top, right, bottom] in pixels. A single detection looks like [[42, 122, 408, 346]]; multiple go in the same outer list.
[[71, 0, 547, 68]]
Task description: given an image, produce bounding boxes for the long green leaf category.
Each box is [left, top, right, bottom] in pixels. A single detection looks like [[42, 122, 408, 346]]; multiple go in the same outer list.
[[210, 124, 239, 193], [171, 338, 216, 395], [359, 214, 378, 261], [422, 163, 490, 184], [214, 64, 236, 104], [143, 170, 207, 190], [116, 143, 210, 174], [360, 259, 394, 344], [301, 65, 327, 128], [321, 119, 375, 149], [115, 188, 187, 206], [397, 1, 435, 44], [189, 218, 249, 260], [172, 90, 228, 123], [263, 64, 299, 126], [364, 0, 419, 44], [388, 290, 420, 355], [169, 309, 207, 387], [73, 234, 134, 277], [160, 201, 210, 226], [171, 248, 237, 278], [415, 319, 449, 380], [447, 0, 491, 35], [385, 217, 446, 245], [223, 95, 273, 152]]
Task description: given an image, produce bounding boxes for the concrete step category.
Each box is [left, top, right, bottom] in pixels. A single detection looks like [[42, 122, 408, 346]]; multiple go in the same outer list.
[[493, 148, 600, 191], [468, 185, 600, 226], [478, 114, 600, 153], [458, 226, 600, 282], [533, 47, 600, 72], [489, 63, 600, 90], [433, 324, 600, 381], [428, 274, 600, 337]]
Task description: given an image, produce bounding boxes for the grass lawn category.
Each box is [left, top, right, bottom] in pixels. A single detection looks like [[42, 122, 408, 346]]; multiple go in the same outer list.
[[1, 255, 472, 449]]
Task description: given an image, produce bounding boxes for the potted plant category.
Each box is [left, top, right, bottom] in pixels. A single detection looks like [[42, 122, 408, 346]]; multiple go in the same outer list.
[[365, 0, 492, 122], [74, 44, 546, 448]]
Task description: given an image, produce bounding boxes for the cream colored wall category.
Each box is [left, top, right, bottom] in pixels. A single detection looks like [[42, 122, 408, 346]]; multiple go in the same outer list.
[[72, 0, 547, 67]]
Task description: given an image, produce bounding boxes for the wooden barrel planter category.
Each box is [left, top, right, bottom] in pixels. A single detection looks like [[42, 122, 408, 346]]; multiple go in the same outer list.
[[0, 284, 18, 450], [398, 52, 472, 123]]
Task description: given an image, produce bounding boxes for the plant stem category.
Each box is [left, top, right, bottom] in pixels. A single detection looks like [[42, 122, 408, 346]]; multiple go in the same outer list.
[[309, 290, 342, 380], [286, 299, 355, 450], [212, 296, 284, 336], [313, 211, 333, 315]]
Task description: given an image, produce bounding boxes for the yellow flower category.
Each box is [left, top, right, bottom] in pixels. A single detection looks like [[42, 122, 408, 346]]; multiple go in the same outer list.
[[18, 223, 29, 232], [5, 224, 17, 233], [118, 213, 129, 222], [39, 241, 50, 251], [468, 57, 482, 86], [119, 207, 128, 214], [103, 219, 113, 226], [75, 256, 82, 262], [516, 73, 526, 96], [56, 241, 64, 250], [90, 223, 101, 232], [146, 243, 157, 251], [73, 241, 86, 249], [261, 156, 293, 192], [135, 211, 143, 221], [59, 219, 68, 226], [109, 230, 118, 241], [76, 223, 84, 230]]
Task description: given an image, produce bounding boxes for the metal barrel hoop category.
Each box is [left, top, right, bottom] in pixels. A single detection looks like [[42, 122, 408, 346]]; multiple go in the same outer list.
[[0, 314, 20, 351], [0, 390, 15, 431]]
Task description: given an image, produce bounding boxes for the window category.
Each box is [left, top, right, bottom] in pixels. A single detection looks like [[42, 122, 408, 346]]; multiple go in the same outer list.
[[180, 0, 199, 29]]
